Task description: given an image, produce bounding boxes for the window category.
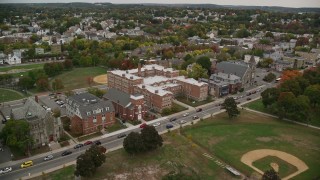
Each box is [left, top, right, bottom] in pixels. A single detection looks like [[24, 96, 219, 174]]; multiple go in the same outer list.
[[93, 116, 97, 123]]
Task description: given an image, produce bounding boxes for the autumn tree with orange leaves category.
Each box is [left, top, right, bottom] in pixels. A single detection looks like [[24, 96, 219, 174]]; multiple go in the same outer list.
[[280, 70, 302, 83]]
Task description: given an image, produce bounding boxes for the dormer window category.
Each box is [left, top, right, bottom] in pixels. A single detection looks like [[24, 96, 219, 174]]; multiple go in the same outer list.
[[87, 112, 91, 116]]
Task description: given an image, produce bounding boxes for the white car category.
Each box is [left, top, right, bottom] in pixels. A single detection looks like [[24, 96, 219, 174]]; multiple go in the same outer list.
[[44, 154, 54, 161], [183, 113, 189, 117], [153, 122, 161, 127], [180, 120, 187, 124], [0, 167, 12, 174]]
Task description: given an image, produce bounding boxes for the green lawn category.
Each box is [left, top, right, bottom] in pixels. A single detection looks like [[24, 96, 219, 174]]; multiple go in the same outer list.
[[245, 99, 320, 127], [253, 156, 298, 178], [30, 165, 75, 180], [77, 132, 103, 142], [176, 95, 214, 107], [51, 67, 107, 91], [105, 120, 127, 133], [0, 63, 44, 72], [161, 102, 188, 116], [0, 88, 26, 103], [182, 110, 320, 179]]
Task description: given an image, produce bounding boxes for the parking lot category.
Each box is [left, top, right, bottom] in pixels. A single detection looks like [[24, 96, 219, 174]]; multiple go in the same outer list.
[[38, 94, 67, 116]]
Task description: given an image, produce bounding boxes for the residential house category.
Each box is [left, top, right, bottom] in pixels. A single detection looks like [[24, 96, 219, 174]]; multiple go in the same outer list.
[[11, 97, 63, 148], [35, 48, 44, 55]]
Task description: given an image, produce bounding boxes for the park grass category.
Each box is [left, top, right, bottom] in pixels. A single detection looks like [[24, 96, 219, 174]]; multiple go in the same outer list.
[[252, 156, 298, 178], [0, 88, 26, 103], [245, 99, 320, 127], [176, 95, 214, 107], [50, 67, 107, 91], [37, 133, 234, 180], [160, 102, 188, 116], [0, 63, 44, 72], [182, 110, 320, 179]]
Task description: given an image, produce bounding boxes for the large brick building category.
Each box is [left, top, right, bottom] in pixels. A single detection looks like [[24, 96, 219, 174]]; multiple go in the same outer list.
[[108, 64, 208, 112], [103, 88, 146, 121], [66, 93, 115, 135]]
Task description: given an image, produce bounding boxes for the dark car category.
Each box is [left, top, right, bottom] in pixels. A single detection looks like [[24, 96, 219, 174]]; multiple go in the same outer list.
[[74, 144, 84, 149], [169, 117, 177, 122], [117, 134, 127, 138], [61, 151, 72, 156], [196, 108, 202, 112], [94, 140, 101, 145], [84, 141, 93, 146], [246, 97, 252, 101], [166, 124, 174, 129], [192, 116, 199, 120]]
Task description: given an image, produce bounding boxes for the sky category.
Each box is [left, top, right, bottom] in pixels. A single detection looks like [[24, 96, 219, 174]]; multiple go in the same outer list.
[[0, 0, 320, 8]]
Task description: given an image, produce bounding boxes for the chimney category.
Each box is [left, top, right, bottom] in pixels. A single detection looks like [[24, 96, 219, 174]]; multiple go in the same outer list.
[[35, 95, 38, 103], [155, 90, 158, 93], [142, 85, 145, 89], [138, 63, 141, 76]]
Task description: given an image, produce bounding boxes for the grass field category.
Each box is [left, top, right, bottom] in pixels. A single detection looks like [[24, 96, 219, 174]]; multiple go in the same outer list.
[[104, 120, 127, 133], [245, 99, 320, 127], [77, 132, 103, 142], [0, 63, 44, 72], [0, 88, 25, 103], [182, 110, 320, 179], [51, 67, 107, 91], [252, 156, 298, 178], [33, 133, 235, 180]]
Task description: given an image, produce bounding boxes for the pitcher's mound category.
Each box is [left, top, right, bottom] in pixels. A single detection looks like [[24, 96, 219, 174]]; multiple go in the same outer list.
[[93, 74, 107, 84]]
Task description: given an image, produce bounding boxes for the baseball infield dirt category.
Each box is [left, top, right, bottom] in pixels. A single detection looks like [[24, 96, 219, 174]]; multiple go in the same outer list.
[[93, 74, 107, 84], [241, 149, 308, 180]]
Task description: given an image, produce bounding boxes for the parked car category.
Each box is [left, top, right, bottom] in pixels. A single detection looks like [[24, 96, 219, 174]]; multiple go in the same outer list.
[[166, 124, 174, 129], [0, 167, 12, 174], [246, 97, 252, 101], [153, 122, 161, 127], [183, 113, 189, 117], [117, 134, 127, 138], [140, 123, 147, 128], [180, 120, 187, 124], [196, 108, 202, 112], [169, 117, 177, 122], [84, 141, 93, 146], [44, 155, 54, 161], [74, 144, 84, 149], [94, 140, 102, 145], [61, 151, 72, 156], [192, 116, 199, 120], [21, 161, 33, 168]]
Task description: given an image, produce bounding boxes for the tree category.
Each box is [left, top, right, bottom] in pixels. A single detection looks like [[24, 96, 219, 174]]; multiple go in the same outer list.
[[262, 169, 280, 180], [63, 59, 73, 70], [189, 63, 208, 80], [236, 29, 251, 38], [0, 120, 33, 155], [261, 88, 280, 108], [87, 87, 106, 98], [196, 56, 211, 72], [141, 125, 163, 151], [36, 77, 50, 91], [86, 145, 106, 168], [263, 72, 276, 82], [52, 108, 61, 118], [222, 97, 240, 119], [123, 132, 145, 154], [18, 76, 34, 90], [74, 153, 96, 177], [52, 78, 64, 91], [304, 85, 320, 107], [279, 79, 302, 96], [280, 70, 302, 83]]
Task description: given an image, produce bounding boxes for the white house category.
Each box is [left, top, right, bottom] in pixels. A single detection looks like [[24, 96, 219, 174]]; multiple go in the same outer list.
[[35, 48, 44, 55], [6, 54, 21, 65]]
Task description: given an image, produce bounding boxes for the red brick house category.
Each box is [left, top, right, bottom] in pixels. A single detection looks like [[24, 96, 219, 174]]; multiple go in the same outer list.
[[103, 88, 147, 121], [66, 93, 115, 135]]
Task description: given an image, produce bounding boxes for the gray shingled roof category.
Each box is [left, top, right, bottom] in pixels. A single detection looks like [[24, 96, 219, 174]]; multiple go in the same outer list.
[[11, 97, 47, 121], [103, 88, 131, 107], [67, 93, 114, 119], [216, 61, 249, 79]]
